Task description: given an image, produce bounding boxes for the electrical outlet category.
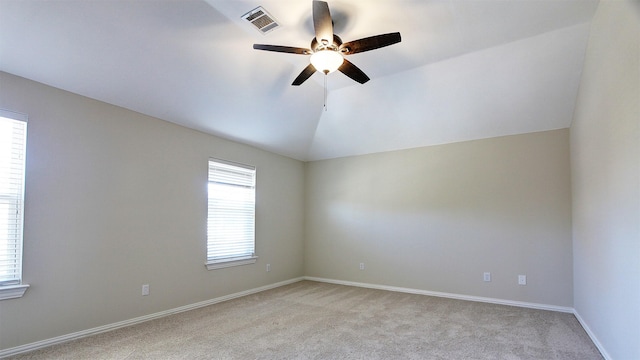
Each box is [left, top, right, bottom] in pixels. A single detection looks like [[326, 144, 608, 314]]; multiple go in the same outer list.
[[483, 272, 491, 282], [359, 263, 365, 270], [518, 275, 527, 285], [142, 284, 150, 296], [266, 263, 271, 272]]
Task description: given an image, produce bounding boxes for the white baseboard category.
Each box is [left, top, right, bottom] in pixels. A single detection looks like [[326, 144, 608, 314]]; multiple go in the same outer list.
[[304, 276, 575, 313], [307, 277, 610, 358], [0, 277, 305, 359], [2, 277, 609, 360], [573, 310, 611, 360], [305, 277, 617, 357]]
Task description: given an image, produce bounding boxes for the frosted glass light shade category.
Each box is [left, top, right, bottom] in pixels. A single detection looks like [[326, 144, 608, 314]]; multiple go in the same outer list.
[[310, 50, 344, 74]]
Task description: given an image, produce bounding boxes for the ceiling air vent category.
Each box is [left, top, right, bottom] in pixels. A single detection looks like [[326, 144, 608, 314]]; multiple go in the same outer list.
[[242, 6, 279, 35]]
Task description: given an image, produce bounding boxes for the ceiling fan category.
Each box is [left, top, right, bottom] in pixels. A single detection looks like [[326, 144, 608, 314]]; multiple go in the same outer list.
[[253, 1, 401, 86]]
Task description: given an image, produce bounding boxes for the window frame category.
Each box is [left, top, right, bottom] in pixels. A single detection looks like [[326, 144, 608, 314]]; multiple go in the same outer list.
[[0, 109, 29, 300], [205, 158, 257, 270]]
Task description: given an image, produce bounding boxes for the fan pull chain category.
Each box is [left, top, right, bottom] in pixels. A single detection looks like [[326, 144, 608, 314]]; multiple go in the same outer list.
[[323, 74, 328, 111]]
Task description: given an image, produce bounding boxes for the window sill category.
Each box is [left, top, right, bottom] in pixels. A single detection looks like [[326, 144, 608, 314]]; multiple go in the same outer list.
[[0, 284, 29, 300], [206, 256, 258, 270]]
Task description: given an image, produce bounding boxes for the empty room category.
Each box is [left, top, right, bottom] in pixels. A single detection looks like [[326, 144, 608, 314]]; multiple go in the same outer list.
[[0, 0, 638, 359]]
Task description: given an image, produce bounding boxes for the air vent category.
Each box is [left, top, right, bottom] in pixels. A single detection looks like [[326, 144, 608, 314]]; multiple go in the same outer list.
[[242, 7, 279, 34]]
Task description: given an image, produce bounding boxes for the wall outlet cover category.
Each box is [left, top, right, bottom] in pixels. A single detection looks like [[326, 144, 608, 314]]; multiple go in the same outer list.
[[518, 275, 527, 285]]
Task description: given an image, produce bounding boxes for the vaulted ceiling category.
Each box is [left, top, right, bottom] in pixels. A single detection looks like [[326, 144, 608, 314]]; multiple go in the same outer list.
[[0, 0, 598, 161]]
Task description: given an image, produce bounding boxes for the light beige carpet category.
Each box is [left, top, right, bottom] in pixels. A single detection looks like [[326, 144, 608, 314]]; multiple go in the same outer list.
[[8, 281, 602, 359]]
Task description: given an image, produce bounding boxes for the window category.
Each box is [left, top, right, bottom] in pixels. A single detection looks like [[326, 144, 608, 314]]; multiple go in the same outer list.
[[206, 159, 257, 270], [0, 110, 29, 300]]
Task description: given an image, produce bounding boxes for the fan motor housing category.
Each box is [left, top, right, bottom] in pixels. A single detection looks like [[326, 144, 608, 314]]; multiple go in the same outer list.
[[311, 35, 343, 53]]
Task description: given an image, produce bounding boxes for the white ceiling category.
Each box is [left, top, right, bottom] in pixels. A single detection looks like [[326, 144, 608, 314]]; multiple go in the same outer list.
[[0, 0, 598, 161]]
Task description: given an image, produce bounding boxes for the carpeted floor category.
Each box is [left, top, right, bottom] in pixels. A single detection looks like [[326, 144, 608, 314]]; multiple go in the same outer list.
[[7, 281, 602, 359]]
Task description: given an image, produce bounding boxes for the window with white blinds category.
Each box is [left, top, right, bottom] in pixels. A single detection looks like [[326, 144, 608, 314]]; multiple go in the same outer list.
[[0, 111, 27, 287], [206, 159, 257, 269]]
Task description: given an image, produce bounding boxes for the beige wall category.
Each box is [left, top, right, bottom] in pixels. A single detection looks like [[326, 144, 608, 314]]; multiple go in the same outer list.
[[570, 0, 640, 358], [0, 72, 305, 350], [3, 2, 638, 351], [305, 129, 573, 306]]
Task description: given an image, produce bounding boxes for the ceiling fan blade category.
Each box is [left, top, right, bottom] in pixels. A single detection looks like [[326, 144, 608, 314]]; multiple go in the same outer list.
[[312, 1, 333, 45], [339, 32, 402, 55], [338, 59, 370, 84], [253, 44, 312, 55], [292, 64, 317, 86]]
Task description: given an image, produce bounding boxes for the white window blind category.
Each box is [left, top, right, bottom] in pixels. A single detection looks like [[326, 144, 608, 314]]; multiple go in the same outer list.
[[0, 111, 27, 286], [207, 159, 256, 267]]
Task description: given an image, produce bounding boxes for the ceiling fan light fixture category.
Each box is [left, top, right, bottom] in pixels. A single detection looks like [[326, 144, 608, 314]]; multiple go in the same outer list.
[[252, 1, 400, 85], [310, 50, 344, 74]]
